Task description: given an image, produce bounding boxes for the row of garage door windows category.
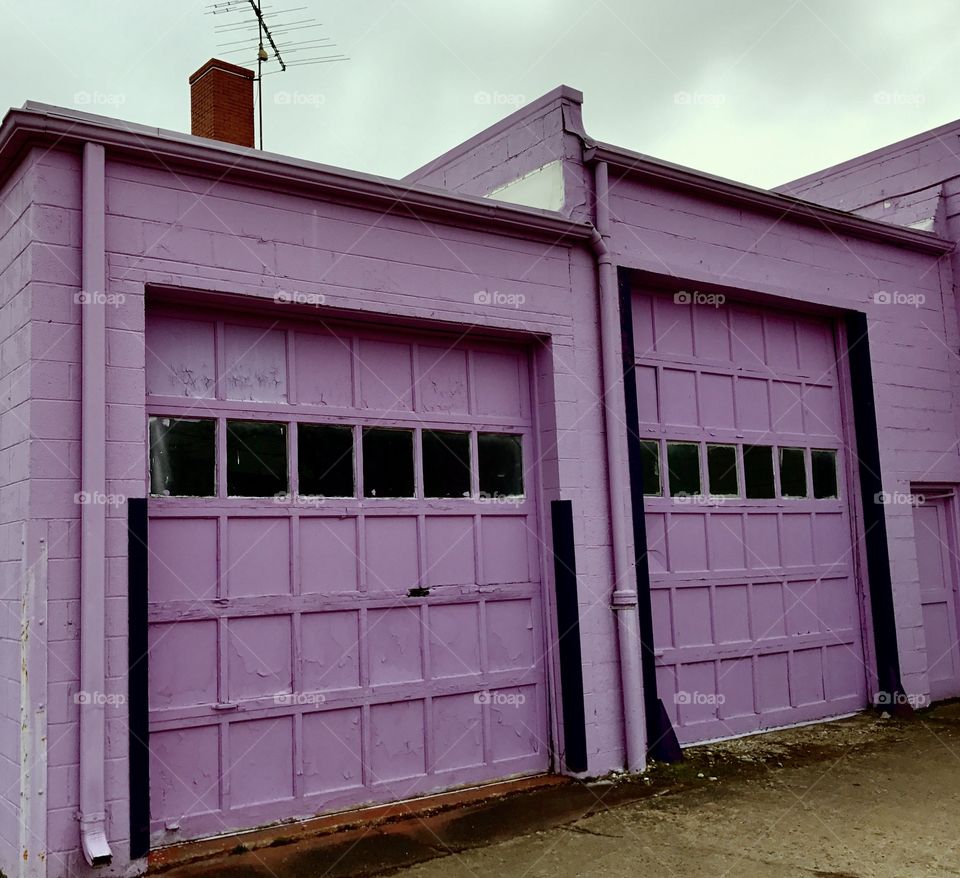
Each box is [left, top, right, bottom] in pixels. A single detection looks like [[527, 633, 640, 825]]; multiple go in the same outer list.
[[640, 439, 839, 500], [148, 416, 525, 500]]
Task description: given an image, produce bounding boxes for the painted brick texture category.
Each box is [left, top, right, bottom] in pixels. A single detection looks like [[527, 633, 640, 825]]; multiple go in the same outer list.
[[0, 141, 38, 878]]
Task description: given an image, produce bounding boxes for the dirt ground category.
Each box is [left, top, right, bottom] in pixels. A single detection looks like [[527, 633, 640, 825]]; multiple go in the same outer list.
[[394, 702, 960, 878], [165, 701, 960, 878]]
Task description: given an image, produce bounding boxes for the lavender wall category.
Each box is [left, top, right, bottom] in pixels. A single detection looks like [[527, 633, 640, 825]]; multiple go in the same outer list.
[[412, 91, 960, 705], [0, 143, 38, 878], [22, 140, 628, 873], [602, 176, 958, 702], [405, 86, 592, 221]]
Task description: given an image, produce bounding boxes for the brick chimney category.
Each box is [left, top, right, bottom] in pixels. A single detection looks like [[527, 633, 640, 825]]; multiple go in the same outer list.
[[189, 58, 255, 148]]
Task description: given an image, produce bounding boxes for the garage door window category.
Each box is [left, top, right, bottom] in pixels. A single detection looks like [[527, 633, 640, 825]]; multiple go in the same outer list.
[[667, 442, 701, 497], [706, 444, 738, 496], [423, 430, 471, 498], [779, 447, 808, 498], [227, 420, 288, 497], [743, 444, 776, 499], [149, 416, 216, 497], [363, 428, 415, 497], [478, 433, 524, 497], [640, 439, 661, 495], [298, 423, 354, 497], [812, 449, 839, 499]]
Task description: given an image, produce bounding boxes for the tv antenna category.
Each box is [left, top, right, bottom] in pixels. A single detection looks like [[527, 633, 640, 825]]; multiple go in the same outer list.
[[203, 1, 348, 149]]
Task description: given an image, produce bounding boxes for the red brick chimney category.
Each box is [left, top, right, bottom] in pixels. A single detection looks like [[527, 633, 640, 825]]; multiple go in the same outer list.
[[189, 58, 255, 148]]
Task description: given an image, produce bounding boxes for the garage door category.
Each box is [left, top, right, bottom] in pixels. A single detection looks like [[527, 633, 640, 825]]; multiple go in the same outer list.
[[631, 290, 868, 744], [144, 307, 549, 843]]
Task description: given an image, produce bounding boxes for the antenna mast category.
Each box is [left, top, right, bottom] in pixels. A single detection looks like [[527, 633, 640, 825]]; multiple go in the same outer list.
[[203, 1, 348, 149]]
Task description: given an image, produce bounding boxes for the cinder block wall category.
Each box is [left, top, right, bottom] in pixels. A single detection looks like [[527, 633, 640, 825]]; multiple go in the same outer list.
[[0, 143, 39, 878]]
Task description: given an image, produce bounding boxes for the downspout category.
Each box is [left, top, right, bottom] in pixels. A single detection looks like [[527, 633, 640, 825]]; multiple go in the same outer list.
[[589, 160, 647, 772], [79, 142, 112, 867]]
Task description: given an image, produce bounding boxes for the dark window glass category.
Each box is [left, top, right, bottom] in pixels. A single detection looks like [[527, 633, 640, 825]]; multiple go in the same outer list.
[[667, 442, 701, 496], [779, 447, 808, 498], [743, 445, 775, 499], [812, 449, 839, 499], [423, 430, 471, 498], [640, 440, 661, 496], [149, 416, 216, 497], [227, 420, 287, 497], [707, 444, 738, 496], [363, 428, 415, 498], [298, 424, 354, 497], [478, 433, 524, 497]]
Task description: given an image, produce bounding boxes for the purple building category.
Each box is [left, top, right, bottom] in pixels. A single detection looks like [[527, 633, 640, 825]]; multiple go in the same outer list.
[[1, 58, 958, 876]]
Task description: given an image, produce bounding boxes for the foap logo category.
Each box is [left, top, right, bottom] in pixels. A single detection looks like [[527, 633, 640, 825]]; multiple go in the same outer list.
[[876, 690, 928, 709], [476, 491, 523, 507], [474, 690, 526, 707], [873, 290, 925, 308], [474, 91, 525, 107], [874, 491, 924, 507], [274, 290, 325, 307], [474, 290, 525, 308], [673, 91, 726, 106], [675, 690, 726, 707], [74, 690, 126, 707], [673, 494, 726, 507], [74, 290, 125, 307], [74, 90, 126, 108], [274, 692, 326, 707], [274, 91, 326, 108], [272, 493, 327, 509], [74, 491, 126, 507], [674, 290, 725, 308], [874, 90, 925, 108]]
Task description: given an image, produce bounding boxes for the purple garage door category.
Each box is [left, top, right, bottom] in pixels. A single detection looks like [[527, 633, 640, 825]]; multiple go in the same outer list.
[[913, 491, 960, 701], [632, 290, 868, 744], [144, 308, 549, 843]]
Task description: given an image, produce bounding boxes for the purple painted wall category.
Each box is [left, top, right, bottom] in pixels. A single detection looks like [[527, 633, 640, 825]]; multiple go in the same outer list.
[[405, 86, 592, 221], [2, 116, 627, 872], [0, 143, 37, 878], [414, 89, 960, 707], [3, 87, 960, 876], [777, 125, 960, 702]]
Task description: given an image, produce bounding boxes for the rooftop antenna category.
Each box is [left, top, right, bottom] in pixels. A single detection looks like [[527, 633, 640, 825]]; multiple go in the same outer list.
[[203, 0, 348, 149]]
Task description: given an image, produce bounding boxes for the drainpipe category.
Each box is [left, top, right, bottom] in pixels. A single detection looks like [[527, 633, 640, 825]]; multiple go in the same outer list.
[[79, 141, 112, 868], [589, 160, 647, 772]]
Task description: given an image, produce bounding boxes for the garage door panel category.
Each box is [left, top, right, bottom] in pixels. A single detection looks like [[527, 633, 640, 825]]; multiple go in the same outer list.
[[634, 289, 867, 744], [364, 516, 420, 591], [145, 315, 217, 399], [228, 717, 295, 807], [301, 708, 364, 794], [227, 615, 293, 699], [149, 517, 218, 602], [417, 347, 470, 414], [148, 620, 219, 709], [369, 700, 426, 781], [428, 603, 481, 679], [147, 312, 549, 842], [299, 518, 360, 593], [358, 339, 414, 412], [424, 516, 476, 586], [227, 518, 291, 597], [294, 331, 354, 408], [699, 373, 735, 428], [223, 324, 289, 403]]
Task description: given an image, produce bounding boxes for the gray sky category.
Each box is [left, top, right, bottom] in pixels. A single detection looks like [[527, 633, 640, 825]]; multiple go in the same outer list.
[[2, 0, 957, 188]]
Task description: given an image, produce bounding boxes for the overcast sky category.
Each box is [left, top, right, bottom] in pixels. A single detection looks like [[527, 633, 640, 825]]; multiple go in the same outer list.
[[2, 0, 957, 189]]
